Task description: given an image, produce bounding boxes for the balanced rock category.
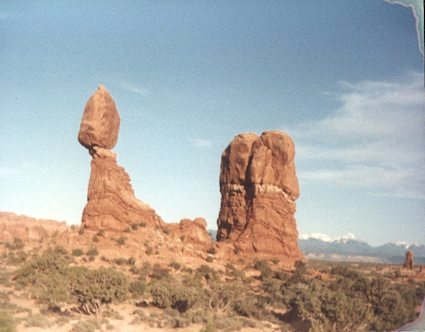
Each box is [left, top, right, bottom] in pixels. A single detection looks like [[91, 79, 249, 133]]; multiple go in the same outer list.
[[217, 131, 302, 263], [79, 86, 163, 231], [78, 85, 120, 150]]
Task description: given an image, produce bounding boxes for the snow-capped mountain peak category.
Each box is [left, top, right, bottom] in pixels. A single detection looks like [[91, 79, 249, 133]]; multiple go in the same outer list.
[[299, 232, 359, 243], [395, 241, 409, 249]]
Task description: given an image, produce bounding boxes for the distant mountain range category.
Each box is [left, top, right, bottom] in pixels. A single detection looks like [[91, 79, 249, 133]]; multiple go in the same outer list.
[[299, 233, 425, 264], [208, 230, 425, 264]]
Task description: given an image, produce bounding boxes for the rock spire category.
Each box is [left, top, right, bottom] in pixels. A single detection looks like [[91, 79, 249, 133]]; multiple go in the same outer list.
[[217, 131, 302, 262]]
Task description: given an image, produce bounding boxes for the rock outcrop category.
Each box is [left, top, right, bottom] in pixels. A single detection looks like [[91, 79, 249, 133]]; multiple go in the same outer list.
[[0, 212, 68, 244], [79, 86, 163, 231], [178, 218, 212, 247], [404, 250, 414, 270], [217, 131, 302, 262]]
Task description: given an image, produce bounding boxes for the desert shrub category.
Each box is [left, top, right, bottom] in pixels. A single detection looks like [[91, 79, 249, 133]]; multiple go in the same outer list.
[[204, 280, 244, 313], [124, 227, 131, 233], [6, 251, 27, 265], [86, 247, 99, 257], [5, 238, 24, 250], [72, 248, 84, 257], [130, 223, 139, 230], [129, 280, 147, 297], [92, 235, 99, 243], [233, 293, 265, 319], [14, 250, 129, 317], [253, 259, 272, 279], [116, 236, 126, 246], [14, 248, 72, 305], [139, 222, 146, 228], [169, 261, 181, 271], [145, 246, 154, 255], [113, 257, 128, 266], [207, 246, 217, 255], [138, 262, 152, 279], [149, 280, 199, 313], [150, 264, 171, 280], [54, 245, 69, 256], [96, 230, 105, 237], [0, 310, 16, 332], [281, 265, 423, 332], [196, 265, 219, 282], [78, 228, 85, 235], [70, 267, 129, 316], [128, 257, 136, 265]]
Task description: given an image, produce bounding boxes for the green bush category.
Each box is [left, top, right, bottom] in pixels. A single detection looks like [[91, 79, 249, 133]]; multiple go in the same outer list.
[[149, 280, 199, 313], [207, 246, 217, 255], [150, 264, 170, 280], [70, 267, 128, 316], [5, 238, 24, 250], [14, 250, 129, 317], [116, 237, 126, 246], [113, 258, 128, 266], [72, 248, 84, 257], [253, 259, 272, 279], [86, 247, 99, 257], [129, 280, 147, 297], [169, 261, 181, 271]]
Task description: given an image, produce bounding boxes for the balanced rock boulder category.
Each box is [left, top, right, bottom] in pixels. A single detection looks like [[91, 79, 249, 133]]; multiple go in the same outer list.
[[78, 85, 120, 150], [79, 86, 163, 231], [217, 131, 302, 263]]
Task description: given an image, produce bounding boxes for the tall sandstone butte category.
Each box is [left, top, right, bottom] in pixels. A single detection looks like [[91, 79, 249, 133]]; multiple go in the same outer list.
[[78, 85, 163, 231], [217, 131, 302, 262]]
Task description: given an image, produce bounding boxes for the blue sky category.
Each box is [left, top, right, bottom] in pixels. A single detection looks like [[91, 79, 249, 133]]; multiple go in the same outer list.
[[0, 1, 423, 246]]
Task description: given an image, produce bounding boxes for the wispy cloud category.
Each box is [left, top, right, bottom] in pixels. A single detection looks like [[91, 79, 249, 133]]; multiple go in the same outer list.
[[285, 72, 425, 200], [118, 81, 149, 96], [189, 138, 213, 148]]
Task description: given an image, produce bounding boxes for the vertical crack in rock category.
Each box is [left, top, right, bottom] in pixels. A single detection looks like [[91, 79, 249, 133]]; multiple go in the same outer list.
[[78, 85, 164, 231], [217, 131, 302, 263]]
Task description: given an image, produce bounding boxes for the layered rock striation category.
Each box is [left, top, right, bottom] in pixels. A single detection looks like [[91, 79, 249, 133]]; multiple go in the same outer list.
[[78, 86, 163, 231], [217, 131, 302, 261]]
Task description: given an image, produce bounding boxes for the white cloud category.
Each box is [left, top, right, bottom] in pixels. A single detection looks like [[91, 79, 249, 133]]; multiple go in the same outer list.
[[286, 72, 425, 200], [189, 138, 213, 148], [119, 81, 149, 96]]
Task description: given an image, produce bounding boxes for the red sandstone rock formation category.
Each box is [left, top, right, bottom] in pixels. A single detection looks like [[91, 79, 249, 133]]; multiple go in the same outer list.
[[404, 250, 414, 270], [0, 212, 68, 243], [178, 218, 212, 247], [217, 131, 302, 262], [78, 86, 163, 231]]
